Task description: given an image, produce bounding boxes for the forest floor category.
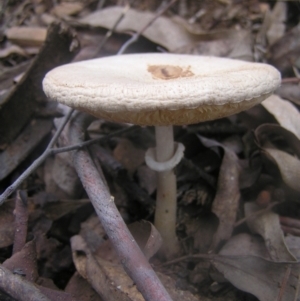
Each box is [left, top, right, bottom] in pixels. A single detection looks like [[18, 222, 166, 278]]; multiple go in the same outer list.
[[1, 1, 300, 300]]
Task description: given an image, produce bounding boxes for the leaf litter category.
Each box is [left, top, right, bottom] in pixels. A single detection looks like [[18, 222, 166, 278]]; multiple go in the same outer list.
[[0, 1, 300, 301]]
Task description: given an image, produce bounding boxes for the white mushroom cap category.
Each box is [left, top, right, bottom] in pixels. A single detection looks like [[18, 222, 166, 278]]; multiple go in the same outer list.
[[43, 53, 281, 126]]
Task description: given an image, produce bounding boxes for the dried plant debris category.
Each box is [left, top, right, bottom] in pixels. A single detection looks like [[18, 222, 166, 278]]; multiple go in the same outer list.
[[261, 95, 300, 139], [1, 1, 300, 301], [175, 29, 253, 61], [0, 22, 79, 149], [276, 84, 300, 106], [0, 118, 53, 181], [255, 124, 300, 192], [268, 25, 300, 76], [197, 135, 241, 251], [245, 202, 296, 262], [212, 254, 300, 301], [78, 5, 196, 52], [71, 219, 202, 301]]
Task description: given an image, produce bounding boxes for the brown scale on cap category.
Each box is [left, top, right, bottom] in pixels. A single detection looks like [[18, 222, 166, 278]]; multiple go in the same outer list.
[[147, 65, 194, 80]]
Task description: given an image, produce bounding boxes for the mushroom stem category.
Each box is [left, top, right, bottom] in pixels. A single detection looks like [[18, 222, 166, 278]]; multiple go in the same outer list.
[[154, 125, 180, 257]]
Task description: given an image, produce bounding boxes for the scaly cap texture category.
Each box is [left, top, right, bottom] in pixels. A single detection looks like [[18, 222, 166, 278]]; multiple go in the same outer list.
[[43, 53, 281, 125]]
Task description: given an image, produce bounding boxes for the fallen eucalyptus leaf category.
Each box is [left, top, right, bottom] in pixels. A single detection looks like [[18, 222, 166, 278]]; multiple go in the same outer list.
[[276, 84, 300, 105], [0, 118, 53, 181], [269, 25, 300, 76], [78, 6, 196, 51], [128, 220, 162, 260], [175, 29, 253, 61], [261, 95, 300, 139], [71, 235, 141, 301], [197, 135, 240, 251], [71, 235, 201, 301], [0, 22, 79, 149], [263, 148, 300, 192], [244, 202, 296, 262], [212, 255, 299, 301], [219, 233, 271, 259]]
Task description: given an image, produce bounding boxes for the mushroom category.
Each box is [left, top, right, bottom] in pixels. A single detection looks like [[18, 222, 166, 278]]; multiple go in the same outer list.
[[43, 53, 281, 258]]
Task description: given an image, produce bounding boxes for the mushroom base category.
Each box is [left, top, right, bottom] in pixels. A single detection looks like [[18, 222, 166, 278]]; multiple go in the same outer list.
[[77, 94, 270, 126]]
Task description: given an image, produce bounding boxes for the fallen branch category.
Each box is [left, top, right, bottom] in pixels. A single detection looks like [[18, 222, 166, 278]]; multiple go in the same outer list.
[[0, 264, 51, 301], [69, 112, 173, 301]]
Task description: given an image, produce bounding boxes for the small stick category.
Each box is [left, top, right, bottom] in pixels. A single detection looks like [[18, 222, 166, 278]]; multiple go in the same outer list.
[[0, 265, 51, 301], [276, 265, 291, 301], [161, 253, 214, 266], [12, 190, 28, 254], [94, 3, 130, 56], [281, 78, 300, 84], [69, 112, 173, 301], [0, 109, 74, 205], [50, 125, 139, 155], [117, 0, 178, 55], [234, 201, 280, 228], [0, 114, 138, 205], [294, 272, 300, 301]]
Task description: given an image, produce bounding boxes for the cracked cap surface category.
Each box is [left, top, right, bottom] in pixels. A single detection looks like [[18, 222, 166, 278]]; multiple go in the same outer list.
[[43, 53, 281, 126]]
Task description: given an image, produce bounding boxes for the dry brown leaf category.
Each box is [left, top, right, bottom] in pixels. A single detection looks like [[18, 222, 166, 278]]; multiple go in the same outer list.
[[263, 148, 300, 192], [5, 27, 47, 47], [65, 272, 103, 301], [266, 1, 286, 46], [255, 124, 300, 157], [71, 234, 147, 301], [219, 233, 271, 259], [269, 25, 300, 76], [0, 44, 28, 59], [0, 22, 79, 149], [78, 6, 196, 52], [128, 220, 162, 260], [0, 201, 16, 248], [244, 202, 296, 262], [276, 84, 300, 105], [285, 236, 300, 260], [261, 95, 300, 139], [212, 255, 299, 301], [113, 139, 145, 176], [175, 29, 253, 61], [0, 119, 53, 181], [52, 152, 83, 198], [71, 234, 201, 301], [197, 135, 240, 251], [52, 2, 84, 17], [3, 241, 39, 282]]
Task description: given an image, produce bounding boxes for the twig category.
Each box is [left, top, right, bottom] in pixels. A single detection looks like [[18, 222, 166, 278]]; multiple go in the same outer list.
[[69, 112, 173, 301], [50, 124, 139, 155], [0, 112, 139, 205], [13, 190, 28, 254], [91, 144, 155, 208], [281, 78, 300, 84], [0, 264, 51, 301], [94, 3, 130, 56], [234, 201, 280, 228], [0, 109, 74, 205], [117, 0, 178, 55], [276, 265, 291, 301], [161, 253, 214, 267], [294, 272, 300, 301]]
